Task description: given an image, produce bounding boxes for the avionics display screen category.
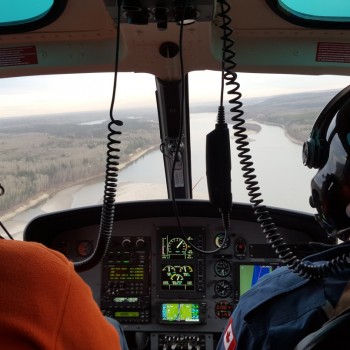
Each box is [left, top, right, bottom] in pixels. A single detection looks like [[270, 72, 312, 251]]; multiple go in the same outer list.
[[161, 303, 200, 323], [107, 266, 144, 281], [158, 228, 205, 296], [115, 311, 140, 318], [239, 264, 278, 296], [161, 235, 194, 260], [113, 297, 139, 303], [161, 264, 194, 290]]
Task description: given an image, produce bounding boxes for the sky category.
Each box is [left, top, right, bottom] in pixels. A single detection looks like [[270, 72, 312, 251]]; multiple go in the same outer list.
[[0, 71, 349, 118]]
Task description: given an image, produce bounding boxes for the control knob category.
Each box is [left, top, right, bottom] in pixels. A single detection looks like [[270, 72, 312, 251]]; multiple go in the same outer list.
[[122, 238, 132, 249], [136, 238, 145, 248]]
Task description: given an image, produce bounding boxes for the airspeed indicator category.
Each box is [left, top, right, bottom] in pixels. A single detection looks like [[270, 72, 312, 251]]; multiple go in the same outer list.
[[168, 237, 188, 256]]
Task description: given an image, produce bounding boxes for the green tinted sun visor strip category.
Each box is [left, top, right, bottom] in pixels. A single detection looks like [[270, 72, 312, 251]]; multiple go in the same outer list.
[[0, 0, 67, 34], [267, 0, 350, 28]]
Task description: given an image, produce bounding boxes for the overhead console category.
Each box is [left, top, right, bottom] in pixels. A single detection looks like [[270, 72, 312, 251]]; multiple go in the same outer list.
[[24, 200, 330, 349], [104, 0, 215, 27]]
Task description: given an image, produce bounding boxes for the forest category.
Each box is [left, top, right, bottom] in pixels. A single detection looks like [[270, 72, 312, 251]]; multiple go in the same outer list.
[[0, 109, 159, 214], [241, 89, 339, 143]]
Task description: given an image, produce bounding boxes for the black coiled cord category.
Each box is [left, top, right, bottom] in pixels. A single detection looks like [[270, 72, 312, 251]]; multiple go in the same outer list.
[[74, 125, 122, 273], [74, 1, 123, 272], [217, 0, 350, 279], [0, 184, 14, 240]]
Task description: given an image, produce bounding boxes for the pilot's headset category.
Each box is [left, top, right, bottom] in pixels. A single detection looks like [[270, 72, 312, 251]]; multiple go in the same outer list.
[[303, 85, 350, 240]]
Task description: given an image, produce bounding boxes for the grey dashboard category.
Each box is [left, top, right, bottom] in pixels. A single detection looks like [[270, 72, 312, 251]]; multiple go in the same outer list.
[[24, 200, 329, 349]]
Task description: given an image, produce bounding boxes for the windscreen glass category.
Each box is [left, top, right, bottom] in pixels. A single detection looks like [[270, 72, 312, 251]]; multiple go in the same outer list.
[[0, 1, 54, 25], [0, 72, 349, 239]]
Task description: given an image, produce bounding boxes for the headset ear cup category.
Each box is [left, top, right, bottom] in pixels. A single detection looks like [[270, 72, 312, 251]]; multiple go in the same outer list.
[[303, 137, 321, 169], [303, 85, 350, 171]]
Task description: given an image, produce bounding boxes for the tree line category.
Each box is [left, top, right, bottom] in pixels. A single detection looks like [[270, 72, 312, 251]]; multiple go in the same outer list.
[[0, 114, 159, 215]]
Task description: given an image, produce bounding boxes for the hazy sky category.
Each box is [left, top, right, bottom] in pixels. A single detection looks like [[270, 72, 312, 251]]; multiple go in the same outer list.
[[0, 70, 349, 118]]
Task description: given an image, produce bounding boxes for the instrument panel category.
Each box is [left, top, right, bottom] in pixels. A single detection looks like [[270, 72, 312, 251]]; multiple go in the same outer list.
[[24, 200, 329, 349]]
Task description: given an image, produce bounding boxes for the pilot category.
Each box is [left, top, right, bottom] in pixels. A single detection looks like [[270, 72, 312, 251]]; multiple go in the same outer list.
[[0, 237, 129, 349], [216, 85, 350, 350]]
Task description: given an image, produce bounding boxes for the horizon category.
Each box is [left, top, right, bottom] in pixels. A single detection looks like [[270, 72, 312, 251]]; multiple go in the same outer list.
[[0, 71, 349, 118], [0, 86, 343, 121]]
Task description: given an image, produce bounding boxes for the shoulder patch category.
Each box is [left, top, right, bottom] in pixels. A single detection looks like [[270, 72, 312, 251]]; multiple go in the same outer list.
[[223, 318, 236, 350]]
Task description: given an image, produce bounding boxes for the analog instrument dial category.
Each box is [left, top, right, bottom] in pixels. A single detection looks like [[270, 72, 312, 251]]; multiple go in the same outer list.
[[214, 233, 230, 249], [214, 280, 232, 298], [214, 259, 231, 277]]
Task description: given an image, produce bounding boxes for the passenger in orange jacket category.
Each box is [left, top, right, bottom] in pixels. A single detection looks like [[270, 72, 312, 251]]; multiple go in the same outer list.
[[0, 238, 128, 350]]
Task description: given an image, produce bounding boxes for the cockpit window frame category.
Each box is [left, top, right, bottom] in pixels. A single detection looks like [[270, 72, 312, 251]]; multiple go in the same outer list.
[[266, 0, 350, 29], [0, 0, 68, 35]]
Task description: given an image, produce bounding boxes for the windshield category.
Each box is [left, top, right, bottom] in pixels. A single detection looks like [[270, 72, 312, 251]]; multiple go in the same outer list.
[[0, 71, 349, 239]]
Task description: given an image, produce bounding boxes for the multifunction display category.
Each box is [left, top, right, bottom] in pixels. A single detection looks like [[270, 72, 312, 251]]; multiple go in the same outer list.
[[160, 302, 206, 324], [161, 264, 194, 290], [158, 227, 205, 298], [239, 263, 280, 296]]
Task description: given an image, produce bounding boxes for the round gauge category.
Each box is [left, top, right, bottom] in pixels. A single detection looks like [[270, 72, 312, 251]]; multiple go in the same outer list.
[[214, 259, 232, 277], [214, 233, 230, 249], [215, 301, 233, 319], [179, 265, 193, 273], [168, 237, 188, 255], [170, 274, 184, 281], [76, 240, 93, 257], [162, 265, 176, 274], [214, 280, 232, 298]]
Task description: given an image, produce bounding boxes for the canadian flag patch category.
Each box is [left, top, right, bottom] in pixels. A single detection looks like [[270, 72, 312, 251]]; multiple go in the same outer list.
[[223, 318, 236, 350]]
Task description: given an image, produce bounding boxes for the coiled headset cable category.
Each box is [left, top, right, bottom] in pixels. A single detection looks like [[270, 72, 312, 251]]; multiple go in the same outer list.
[[0, 184, 14, 240], [217, 0, 334, 279], [74, 0, 123, 272]]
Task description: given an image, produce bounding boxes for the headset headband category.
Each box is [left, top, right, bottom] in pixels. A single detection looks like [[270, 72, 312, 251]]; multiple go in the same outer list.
[[303, 85, 350, 169]]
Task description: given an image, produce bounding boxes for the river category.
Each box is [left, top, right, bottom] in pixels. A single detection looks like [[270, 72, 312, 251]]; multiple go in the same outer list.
[[3, 113, 317, 239]]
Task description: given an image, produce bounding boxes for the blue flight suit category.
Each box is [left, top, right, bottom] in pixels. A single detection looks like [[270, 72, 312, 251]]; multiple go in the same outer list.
[[216, 244, 350, 350]]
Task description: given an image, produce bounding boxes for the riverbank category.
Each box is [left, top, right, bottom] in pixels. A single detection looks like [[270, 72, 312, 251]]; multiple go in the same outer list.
[[1, 121, 313, 240], [253, 120, 303, 145], [0, 121, 299, 224], [0, 145, 158, 223]]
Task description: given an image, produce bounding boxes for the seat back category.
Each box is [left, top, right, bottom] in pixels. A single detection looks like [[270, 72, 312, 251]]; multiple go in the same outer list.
[[295, 310, 350, 350]]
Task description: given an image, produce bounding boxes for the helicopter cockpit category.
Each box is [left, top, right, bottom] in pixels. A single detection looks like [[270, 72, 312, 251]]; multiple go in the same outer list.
[[1, 0, 350, 349]]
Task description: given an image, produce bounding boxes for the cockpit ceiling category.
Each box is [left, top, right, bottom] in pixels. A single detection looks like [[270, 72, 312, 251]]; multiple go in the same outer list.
[[1, 0, 350, 79]]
